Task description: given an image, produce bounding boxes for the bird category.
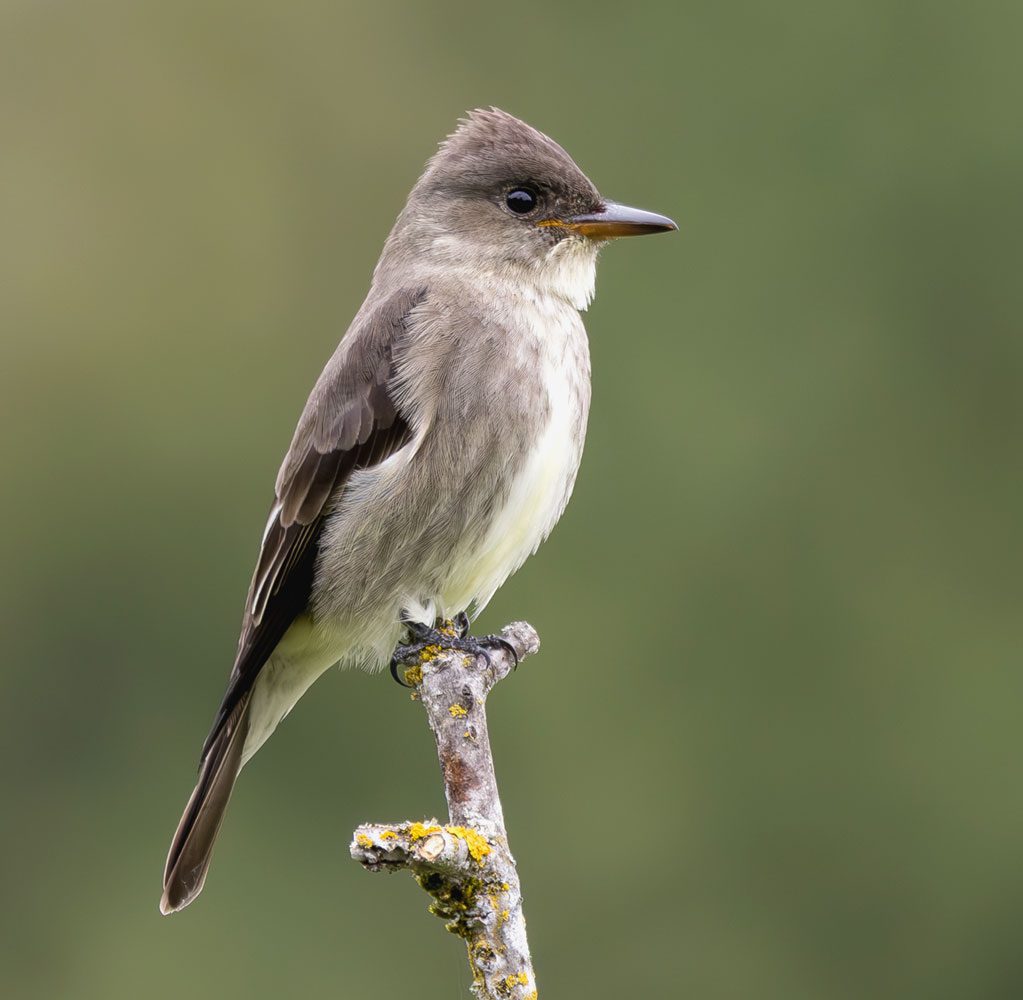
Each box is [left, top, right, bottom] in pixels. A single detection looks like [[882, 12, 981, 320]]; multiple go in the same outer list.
[[160, 107, 676, 914]]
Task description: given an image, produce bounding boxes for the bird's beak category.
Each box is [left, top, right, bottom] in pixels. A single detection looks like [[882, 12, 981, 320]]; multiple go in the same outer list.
[[557, 202, 678, 240]]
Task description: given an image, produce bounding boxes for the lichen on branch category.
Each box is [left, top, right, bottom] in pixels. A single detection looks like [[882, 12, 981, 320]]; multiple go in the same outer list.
[[350, 621, 540, 1000]]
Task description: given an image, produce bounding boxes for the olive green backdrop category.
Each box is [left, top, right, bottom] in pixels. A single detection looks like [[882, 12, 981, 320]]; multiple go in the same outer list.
[[2, 1, 1020, 998]]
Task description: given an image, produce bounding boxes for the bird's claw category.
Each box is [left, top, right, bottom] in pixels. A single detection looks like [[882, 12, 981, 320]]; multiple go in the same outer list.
[[389, 616, 518, 685], [389, 645, 420, 687], [473, 634, 519, 671], [448, 611, 517, 668]]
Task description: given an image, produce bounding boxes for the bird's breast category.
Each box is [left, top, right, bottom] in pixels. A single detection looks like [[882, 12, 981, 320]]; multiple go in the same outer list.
[[442, 296, 591, 614]]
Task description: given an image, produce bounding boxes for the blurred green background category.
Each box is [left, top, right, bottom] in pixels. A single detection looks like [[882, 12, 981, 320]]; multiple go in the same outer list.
[[2, 1, 1021, 997]]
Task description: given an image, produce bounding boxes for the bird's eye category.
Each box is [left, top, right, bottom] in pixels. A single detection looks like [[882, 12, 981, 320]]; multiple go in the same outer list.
[[505, 187, 538, 214]]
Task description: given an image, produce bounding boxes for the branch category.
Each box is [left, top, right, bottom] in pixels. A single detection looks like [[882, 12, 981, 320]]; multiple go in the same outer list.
[[350, 621, 541, 1000]]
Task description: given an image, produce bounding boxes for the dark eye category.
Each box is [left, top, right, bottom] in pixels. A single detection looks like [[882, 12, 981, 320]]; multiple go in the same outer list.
[[505, 187, 538, 214]]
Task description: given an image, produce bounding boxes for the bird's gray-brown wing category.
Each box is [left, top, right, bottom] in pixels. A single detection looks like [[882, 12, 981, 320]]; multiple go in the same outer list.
[[199, 286, 426, 762]]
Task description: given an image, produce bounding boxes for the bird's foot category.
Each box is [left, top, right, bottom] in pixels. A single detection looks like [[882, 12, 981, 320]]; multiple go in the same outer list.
[[389, 615, 518, 686]]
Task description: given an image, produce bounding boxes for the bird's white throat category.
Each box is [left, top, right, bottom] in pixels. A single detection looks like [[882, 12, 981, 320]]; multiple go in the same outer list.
[[425, 235, 598, 312], [539, 238, 598, 310]]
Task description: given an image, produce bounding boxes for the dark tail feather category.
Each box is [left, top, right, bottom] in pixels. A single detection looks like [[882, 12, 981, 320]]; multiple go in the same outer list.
[[160, 698, 251, 914]]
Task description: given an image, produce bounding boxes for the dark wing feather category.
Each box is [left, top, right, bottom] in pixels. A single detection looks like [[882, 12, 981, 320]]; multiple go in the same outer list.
[[200, 287, 425, 762]]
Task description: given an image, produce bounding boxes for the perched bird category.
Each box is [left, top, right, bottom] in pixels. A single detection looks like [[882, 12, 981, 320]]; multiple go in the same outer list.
[[161, 107, 676, 913]]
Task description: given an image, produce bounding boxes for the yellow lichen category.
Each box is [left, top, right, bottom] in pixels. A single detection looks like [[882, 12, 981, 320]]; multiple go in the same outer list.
[[446, 825, 491, 866], [469, 936, 497, 970], [419, 643, 443, 661], [416, 871, 483, 929], [355, 833, 373, 848], [449, 703, 468, 718], [379, 830, 398, 841], [408, 822, 441, 841], [497, 972, 530, 996], [487, 891, 510, 923], [403, 663, 424, 686]]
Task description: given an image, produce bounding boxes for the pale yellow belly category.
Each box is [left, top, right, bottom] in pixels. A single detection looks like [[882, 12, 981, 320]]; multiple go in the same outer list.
[[441, 398, 582, 616]]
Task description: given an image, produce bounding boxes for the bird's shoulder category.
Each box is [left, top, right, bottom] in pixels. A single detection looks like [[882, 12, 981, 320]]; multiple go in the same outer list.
[[277, 285, 427, 493]]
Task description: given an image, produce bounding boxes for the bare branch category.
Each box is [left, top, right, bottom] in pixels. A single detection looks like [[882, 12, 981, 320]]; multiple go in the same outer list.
[[351, 621, 541, 1000]]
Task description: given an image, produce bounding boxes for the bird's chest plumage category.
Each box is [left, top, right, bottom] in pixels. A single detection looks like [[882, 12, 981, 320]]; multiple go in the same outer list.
[[440, 292, 591, 614]]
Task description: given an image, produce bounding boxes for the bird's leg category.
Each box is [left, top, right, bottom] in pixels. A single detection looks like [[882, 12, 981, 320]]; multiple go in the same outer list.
[[390, 612, 518, 686], [389, 615, 458, 686]]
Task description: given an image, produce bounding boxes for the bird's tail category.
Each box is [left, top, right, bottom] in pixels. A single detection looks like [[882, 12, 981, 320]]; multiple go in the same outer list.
[[160, 696, 250, 914]]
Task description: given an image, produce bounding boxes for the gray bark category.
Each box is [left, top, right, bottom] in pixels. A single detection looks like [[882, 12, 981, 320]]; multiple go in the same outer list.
[[350, 621, 540, 1000]]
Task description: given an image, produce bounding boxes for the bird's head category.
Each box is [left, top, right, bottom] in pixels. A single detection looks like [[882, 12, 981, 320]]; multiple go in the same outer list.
[[381, 108, 676, 309]]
